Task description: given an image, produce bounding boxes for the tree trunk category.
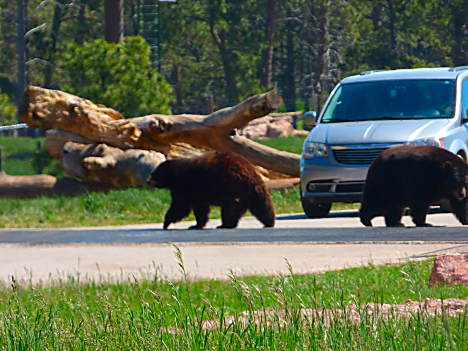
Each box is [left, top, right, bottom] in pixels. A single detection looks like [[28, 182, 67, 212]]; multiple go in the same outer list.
[[260, 0, 278, 88], [453, 15, 466, 66], [60, 142, 165, 187], [0, 171, 114, 199], [372, 5, 381, 31], [209, 25, 239, 104], [16, 0, 27, 124], [21, 86, 301, 177], [387, 0, 397, 52], [44, 2, 62, 88], [171, 64, 183, 113], [283, 17, 296, 113], [312, 0, 329, 117], [104, 0, 124, 43], [76, 0, 87, 44]]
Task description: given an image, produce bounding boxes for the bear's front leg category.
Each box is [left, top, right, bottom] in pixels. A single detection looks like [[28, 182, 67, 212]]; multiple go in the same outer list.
[[359, 204, 378, 227], [164, 201, 191, 229]]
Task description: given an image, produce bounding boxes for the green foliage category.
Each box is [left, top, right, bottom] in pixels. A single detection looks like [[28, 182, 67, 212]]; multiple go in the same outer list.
[[31, 145, 65, 177], [61, 37, 172, 117], [0, 94, 17, 125], [3, 0, 468, 115]]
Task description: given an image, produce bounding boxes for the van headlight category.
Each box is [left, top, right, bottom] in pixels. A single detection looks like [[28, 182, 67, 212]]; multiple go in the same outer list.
[[406, 138, 441, 147], [303, 142, 328, 159]]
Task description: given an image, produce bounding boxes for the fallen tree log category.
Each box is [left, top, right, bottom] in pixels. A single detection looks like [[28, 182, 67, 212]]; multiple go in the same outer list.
[[44, 129, 206, 161], [0, 171, 297, 198], [60, 142, 166, 187], [0, 171, 115, 199], [21, 86, 301, 177], [264, 178, 301, 191]]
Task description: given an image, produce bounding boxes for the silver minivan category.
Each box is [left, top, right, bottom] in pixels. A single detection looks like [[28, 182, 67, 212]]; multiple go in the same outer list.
[[300, 67, 468, 217]]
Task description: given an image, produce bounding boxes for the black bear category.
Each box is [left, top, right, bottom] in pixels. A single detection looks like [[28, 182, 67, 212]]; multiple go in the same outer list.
[[147, 151, 276, 229], [360, 145, 468, 227]]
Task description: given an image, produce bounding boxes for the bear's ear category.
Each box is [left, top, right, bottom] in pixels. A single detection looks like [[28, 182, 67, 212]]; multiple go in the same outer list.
[[443, 161, 454, 172]]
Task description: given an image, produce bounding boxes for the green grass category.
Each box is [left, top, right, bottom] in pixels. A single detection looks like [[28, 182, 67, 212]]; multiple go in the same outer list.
[[0, 256, 467, 349], [254, 135, 307, 154], [0, 136, 42, 175], [0, 186, 358, 229], [0, 136, 64, 176], [0, 187, 307, 228]]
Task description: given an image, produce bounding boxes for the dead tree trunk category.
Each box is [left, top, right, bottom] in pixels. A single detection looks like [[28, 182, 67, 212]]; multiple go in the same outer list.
[[60, 142, 166, 187], [21, 86, 301, 177], [0, 171, 114, 199]]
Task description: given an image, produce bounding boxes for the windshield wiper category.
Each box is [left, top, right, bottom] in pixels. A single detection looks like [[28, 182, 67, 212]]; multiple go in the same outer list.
[[326, 116, 397, 123], [323, 118, 353, 123], [368, 115, 400, 120]]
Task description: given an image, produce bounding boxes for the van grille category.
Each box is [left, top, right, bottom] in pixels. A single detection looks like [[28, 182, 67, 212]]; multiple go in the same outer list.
[[332, 146, 389, 165], [335, 182, 364, 193]]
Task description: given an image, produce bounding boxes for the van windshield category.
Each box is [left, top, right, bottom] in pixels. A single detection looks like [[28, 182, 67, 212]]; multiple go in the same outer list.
[[321, 79, 456, 123]]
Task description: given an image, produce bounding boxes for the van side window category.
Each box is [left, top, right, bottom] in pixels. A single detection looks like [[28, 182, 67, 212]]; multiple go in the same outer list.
[[462, 80, 468, 122]]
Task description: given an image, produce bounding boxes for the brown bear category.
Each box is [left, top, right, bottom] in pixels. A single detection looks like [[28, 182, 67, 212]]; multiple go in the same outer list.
[[146, 151, 276, 229], [360, 145, 468, 227]]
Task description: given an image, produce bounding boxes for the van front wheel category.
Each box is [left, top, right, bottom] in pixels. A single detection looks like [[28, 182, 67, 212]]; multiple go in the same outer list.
[[301, 196, 331, 218]]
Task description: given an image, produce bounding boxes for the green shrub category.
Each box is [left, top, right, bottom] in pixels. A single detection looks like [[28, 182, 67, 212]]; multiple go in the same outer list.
[[62, 36, 173, 117], [0, 93, 17, 125]]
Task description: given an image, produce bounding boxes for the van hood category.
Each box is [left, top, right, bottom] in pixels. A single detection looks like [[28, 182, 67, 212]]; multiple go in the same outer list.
[[307, 119, 453, 145]]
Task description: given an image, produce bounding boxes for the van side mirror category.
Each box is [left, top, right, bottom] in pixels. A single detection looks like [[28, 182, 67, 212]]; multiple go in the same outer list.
[[303, 111, 317, 131], [463, 109, 468, 124]]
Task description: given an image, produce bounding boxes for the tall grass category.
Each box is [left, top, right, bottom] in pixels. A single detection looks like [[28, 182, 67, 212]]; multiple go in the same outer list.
[[0, 256, 467, 349]]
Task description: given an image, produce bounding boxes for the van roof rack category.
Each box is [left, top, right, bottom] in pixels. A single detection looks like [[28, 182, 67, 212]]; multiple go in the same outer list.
[[360, 70, 388, 76], [448, 66, 468, 72]]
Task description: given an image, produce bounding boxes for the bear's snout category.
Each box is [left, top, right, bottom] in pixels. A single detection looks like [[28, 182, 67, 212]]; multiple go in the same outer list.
[[146, 175, 156, 188], [455, 186, 467, 201]]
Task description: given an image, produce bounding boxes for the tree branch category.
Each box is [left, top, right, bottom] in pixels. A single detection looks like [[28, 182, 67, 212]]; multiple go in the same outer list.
[[24, 23, 47, 39]]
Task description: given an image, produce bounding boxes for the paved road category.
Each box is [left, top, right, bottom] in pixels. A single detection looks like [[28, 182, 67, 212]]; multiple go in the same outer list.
[[2, 223, 468, 244], [1, 210, 467, 244], [1, 210, 467, 284]]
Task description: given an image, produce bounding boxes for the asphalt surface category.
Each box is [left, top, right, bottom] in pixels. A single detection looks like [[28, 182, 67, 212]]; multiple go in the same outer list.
[[1, 210, 467, 244], [1, 224, 468, 244], [1, 210, 467, 284]]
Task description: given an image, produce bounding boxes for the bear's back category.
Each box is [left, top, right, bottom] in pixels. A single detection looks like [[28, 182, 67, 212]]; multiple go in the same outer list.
[[167, 151, 264, 205], [365, 145, 468, 202]]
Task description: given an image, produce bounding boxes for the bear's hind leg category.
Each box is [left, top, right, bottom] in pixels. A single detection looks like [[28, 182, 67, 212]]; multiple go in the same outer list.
[[164, 201, 191, 229], [248, 185, 275, 227], [218, 202, 244, 229], [410, 203, 431, 226], [384, 207, 406, 227], [189, 205, 210, 229]]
